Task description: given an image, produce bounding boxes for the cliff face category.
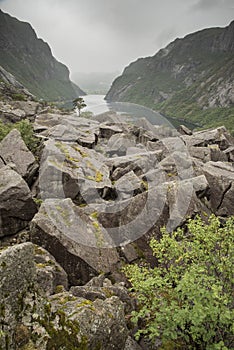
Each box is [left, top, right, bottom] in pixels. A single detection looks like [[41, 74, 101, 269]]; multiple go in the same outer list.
[[0, 10, 85, 101], [106, 21, 234, 132]]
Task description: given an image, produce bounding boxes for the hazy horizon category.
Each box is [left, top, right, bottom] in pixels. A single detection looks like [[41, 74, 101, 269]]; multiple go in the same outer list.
[[0, 0, 233, 76]]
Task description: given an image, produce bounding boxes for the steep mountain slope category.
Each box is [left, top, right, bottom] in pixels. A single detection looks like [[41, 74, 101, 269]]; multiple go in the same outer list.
[[106, 21, 234, 133], [0, 10, 85, 101]]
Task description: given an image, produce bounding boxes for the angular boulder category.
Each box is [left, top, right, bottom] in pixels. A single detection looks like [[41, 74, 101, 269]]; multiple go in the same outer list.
[[0, 166, 37, 237], [34, 245, 68, 295], [115, 170, 143, 200], [0, 243, 36, 349], [106, 133, 136, 156], [0, 243, 128, 350], [188, 145, 228, 163], [30, 198, 120, 285], [39, 139, 112, 203], [0, 128, 38, 183], [48, 293, 128, 350], [99, 123, 123, 139], [106, 150, 162, 181], [181, 126, 233, 150], [202, 161, 234, 216]]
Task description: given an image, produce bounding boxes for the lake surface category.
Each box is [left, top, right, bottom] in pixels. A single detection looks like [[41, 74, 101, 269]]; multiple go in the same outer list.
[[83, 95, 174, 128]]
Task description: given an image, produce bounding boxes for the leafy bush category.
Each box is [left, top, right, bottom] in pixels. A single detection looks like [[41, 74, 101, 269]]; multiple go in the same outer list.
[[124, 215, 234, 349], [0, 119, 39, 154]]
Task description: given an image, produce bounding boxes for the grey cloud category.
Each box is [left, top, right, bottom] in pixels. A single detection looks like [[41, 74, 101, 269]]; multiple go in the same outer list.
[[192, 0, 234, 10], [1, 0, 233, 74]]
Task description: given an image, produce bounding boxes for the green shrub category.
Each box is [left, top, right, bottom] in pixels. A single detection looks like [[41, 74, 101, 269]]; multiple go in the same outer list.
[[0, 120, 39, 154], [11, 93, 27, 101], [124, 215, 234, 349]]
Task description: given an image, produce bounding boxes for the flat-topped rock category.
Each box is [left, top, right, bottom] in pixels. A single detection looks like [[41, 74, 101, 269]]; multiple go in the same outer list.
[[99, 123, 123, 139]]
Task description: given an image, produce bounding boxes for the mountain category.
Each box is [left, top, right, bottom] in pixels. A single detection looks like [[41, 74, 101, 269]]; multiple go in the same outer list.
[[106, 21, 234, 133], [0, 10, 85, 101]]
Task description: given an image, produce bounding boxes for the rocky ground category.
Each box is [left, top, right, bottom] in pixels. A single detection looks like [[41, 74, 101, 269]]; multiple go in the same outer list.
[[0, 86, 234, 349]]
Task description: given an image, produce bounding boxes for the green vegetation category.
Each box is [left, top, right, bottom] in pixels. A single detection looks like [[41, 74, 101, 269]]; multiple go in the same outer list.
[[81, 111, 94, 119], [124, 215, 234, 349], [73, 97, 87, 116], [11, 93, 27, 101], [39, 309, 88, 350], [106, 23, 234, 134], [0, 119, 39, 153]]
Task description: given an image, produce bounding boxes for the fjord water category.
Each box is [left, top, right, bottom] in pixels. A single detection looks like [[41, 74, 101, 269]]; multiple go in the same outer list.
[[82, 94, 174, 127]]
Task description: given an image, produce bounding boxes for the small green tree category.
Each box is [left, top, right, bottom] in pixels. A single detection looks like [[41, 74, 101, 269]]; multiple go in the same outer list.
[[73, 97, 86, 117], [124, 215, 234, 349]]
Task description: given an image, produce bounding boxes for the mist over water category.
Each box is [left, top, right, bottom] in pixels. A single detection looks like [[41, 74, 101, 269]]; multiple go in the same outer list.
[[83, 94, 173, 127]]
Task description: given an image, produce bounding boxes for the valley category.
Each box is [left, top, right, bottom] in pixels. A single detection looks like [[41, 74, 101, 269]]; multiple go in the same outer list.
[[0, 8, 233, 350]]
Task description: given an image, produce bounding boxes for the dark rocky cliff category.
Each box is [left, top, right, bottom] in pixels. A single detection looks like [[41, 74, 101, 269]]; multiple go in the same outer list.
[[106, 21, 234, 133], [0, 10, 85, 101]]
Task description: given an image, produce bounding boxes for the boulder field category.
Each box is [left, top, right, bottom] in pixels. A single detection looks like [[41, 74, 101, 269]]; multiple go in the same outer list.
[[0, 103, 233, 349]]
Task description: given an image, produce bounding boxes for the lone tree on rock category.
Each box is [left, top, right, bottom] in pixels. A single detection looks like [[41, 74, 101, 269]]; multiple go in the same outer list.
[[73, 97, 86, 116]]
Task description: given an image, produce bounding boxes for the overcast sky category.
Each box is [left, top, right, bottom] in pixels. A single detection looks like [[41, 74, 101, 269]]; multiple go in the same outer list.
[[1, 0, 233, 76]]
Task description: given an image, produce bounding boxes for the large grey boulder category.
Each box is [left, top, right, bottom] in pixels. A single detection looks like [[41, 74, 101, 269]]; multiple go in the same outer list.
[[106, 150, 162, 181], [39, 123, 97, 148], [70, 276, 134, 313], [0, 243, 128, 350], [0, 128, 38, 183], [181, 126, 233, 150], [115, 170, 143, 200], [88, 175, 209, 249], [0, 166, 37, 237], [224, 145, 234, 162], [0, 98, 38, 123], [165, 175, 210, 232], [99, 123, 123, 139], [34, 112, 99, 137], [48, 293, 128, 350], [202, 161, 234, 216], [0, 101, 32, 123], [107, 133, 136, 156], [0, 243, 36, 349], [34, 245, 68, 295], [9, 100, 39, 117], [30, 198, 120, 285], [159, 151, 194, 180], [188, 145, 228, 163], [34, 112, 63, 132], [39, 139, 112, 203], [147, 136, 187, 157]]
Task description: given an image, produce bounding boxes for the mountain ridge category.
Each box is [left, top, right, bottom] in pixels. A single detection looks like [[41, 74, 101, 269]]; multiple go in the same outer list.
[[106, 21, 234, 133], [0, 10, 85, 101]]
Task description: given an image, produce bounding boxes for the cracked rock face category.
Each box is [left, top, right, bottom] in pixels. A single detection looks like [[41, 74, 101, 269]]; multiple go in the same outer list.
[[0, 243, 128, 350], [30, 198, 120, 285], [202, 161, 234, 216], [0, 166, 37, 237], [0, 128, 38, 183]]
